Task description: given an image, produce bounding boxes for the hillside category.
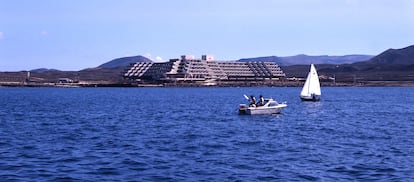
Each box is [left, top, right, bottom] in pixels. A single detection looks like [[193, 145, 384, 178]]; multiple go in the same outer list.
[[238, 54, 372, 66], [362, 45, 414, 65], [0, 55, 151, 84], [98, 55, 152, 69], [2, 46, 413, 86], [322, 45, 414, 72], [280, 54, 372, 66], [238, 56, 283, 64], [283, 45, 414, 82], [30, 68, 61, 72]]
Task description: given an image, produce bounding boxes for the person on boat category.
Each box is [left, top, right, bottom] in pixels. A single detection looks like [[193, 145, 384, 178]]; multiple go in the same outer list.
[[257, 95, 265, 106], [249, 95, 257, 107]]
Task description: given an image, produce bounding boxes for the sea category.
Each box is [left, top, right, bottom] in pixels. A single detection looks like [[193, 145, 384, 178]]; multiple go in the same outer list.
[[0, 87, 413, 181]]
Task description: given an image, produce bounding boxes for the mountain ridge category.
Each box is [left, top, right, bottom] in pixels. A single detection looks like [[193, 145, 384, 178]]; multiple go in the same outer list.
[[360, 45, 414, 65], [238, 54, 373, 66], [2, 45, 413, 84], [98, 55, 152, 69]]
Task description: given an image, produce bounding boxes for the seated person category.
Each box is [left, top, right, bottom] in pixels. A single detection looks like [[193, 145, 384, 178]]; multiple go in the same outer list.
[[249, 95, 256, 107], [256, 95, 265, 106]]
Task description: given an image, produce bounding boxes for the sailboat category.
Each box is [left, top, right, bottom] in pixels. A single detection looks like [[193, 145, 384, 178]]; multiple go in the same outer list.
[[300, 64, 321, 101]]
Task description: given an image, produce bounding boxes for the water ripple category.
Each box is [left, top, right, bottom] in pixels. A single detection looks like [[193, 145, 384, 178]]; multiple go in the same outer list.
[[0, 87, 413, 181]]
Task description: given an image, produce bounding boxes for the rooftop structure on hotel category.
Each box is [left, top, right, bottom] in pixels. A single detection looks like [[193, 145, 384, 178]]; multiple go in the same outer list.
[[123, 55, 285, 82]]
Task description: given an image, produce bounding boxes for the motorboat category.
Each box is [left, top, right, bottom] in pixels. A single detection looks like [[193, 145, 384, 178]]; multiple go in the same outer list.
[[239, 98, 287, 115]]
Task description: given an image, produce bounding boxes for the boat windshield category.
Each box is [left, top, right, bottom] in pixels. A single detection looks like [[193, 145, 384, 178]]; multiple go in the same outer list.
[[268, 101, 278, 106]]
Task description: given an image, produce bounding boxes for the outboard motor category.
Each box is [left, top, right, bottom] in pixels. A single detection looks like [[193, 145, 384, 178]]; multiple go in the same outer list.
[[239, 104, 247, 114]]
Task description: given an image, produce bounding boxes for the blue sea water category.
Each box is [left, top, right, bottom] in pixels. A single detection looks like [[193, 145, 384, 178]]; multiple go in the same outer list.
[[0, 87, 413, 181]]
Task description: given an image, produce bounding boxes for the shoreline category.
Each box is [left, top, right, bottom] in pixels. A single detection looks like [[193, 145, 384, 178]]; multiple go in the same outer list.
[[1, 81, 414, 87]]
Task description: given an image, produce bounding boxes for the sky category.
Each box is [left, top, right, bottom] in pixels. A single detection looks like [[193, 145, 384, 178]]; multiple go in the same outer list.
[[1, 0, 414, 71]]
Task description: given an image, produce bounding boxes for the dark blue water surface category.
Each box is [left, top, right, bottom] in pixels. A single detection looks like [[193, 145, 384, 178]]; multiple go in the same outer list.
[[0, 87, 413, 181]]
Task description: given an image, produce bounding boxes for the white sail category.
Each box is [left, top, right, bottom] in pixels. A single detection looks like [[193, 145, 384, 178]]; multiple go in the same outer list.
[[300, 69, 312, 97], [300, 64, 321, 100]]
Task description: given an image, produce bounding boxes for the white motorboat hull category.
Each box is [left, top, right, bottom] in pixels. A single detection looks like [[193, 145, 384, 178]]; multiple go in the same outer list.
[[239, 103, 287, 115]]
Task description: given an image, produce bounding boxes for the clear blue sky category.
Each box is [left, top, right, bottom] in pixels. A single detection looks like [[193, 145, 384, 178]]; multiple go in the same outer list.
[[1, 0, 414, 71]]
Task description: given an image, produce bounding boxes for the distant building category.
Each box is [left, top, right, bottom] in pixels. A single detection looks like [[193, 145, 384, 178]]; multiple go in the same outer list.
[[58, 78, 74, 83], [123, 55, 286, 82]]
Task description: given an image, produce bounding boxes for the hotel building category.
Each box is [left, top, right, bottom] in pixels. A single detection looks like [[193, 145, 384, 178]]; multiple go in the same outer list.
[[123, 55, 286, 82]]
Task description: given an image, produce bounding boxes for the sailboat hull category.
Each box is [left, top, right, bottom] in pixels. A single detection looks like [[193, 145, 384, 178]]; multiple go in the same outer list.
[[300, 94, 321, 102]]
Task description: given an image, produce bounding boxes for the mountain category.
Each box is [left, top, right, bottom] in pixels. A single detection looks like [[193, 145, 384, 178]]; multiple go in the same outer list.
[[238, 54, 373, 66], [3, 46, 413, 85], [280, 54, 372, 66], [325, 45, 414, 72], [361, 45, 414, 65], [30, 68, 61, 72], [294, 45, 414, 82], [98, 55, 152, 69], [238, 56, 283, 64]]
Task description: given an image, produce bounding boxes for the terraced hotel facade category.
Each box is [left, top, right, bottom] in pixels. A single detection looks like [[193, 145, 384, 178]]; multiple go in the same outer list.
[[124, 55, 286, 82]]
